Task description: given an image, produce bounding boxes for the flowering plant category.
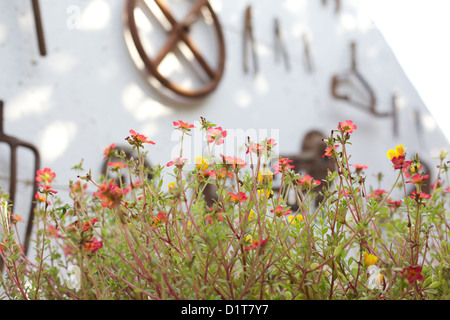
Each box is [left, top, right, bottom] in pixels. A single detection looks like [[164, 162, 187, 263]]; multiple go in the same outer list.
[[0, 118, 449, 300]]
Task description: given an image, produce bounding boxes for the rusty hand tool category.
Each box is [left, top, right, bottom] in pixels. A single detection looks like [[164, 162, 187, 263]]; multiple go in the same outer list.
[[31, 0, 46, 56], [322, 0, 341, 13], [302, 32, 314, 73], [331, 42, 398, 135], [0, 100, 40, 259], [274, 18, 290, 71], [243, 5, 258, 74]]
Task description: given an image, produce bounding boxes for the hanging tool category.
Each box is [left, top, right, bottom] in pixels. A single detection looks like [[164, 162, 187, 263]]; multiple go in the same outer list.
[[331, 42, 398, 135], [0, 100, 41, 260], [274, 18, 290, 71], [302, 32, 314, 73], [322, 0, 341, 13], [243, 5, 258, 74], [31, 0, 47, 56]]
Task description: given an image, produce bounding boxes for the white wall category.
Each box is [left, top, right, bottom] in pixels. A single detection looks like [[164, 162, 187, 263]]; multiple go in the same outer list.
[[1, 0, 449, 240]]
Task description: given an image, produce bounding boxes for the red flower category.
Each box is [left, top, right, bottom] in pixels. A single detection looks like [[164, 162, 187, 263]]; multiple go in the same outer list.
[[152, 212, 167, 227], [103, 143, 116, 159], [270, 205, 292, 217], [245, 238, 269, 251], [84, 238, 103, 253], [391, 155, 412, 170], [206, 127, 227, 145], [126, 129, 155, 147], [93, 180, 129, 208], [82, 217, 99, 232], [273, 157, 294, 175], [173, 120, 195, 131], [323, 145, 339, 158], [410, 191, 431, 201], [406, 174, 429, 185], [38, 183, 58, 195], [228, 192, 248, 204], [367, 189, 387, 199], [401, 266, 424, 283], [298, 175, 321, 188], [338, 120, 357, 134], [36, 168, 56, 185], [166, 157, 187, 167]]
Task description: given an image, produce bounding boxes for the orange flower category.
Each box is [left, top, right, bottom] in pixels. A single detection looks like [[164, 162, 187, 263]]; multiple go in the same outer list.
[[228, 192, 248, 204], [323, 145, 339, 158], [84, 238, 103, 253], [245, 238, 269, 251]]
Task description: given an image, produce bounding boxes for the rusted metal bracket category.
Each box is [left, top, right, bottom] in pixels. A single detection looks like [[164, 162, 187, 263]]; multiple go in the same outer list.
[[31, 0, 47, 56], [0, 100, 40, 258], [331, 42, 398, 136]]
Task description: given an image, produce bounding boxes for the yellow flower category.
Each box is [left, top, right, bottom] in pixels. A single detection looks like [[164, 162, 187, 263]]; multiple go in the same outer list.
[[287, 215, 304, 225], [195, 156, 209, 171], [258, 168, 273, 184], [386, 144, 406, 160], [245, 235, 253, 243], [257, 188, 273, 200], [363, 251, 378, 266], [168, 182, 176, 194], [248, 210, 254, 220]]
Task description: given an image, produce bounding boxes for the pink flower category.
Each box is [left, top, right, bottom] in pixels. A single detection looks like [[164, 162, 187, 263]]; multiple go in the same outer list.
[[273, 157, 294, 174], [103, 143, 116, 159], [126, 129, 155, 147], [352, 164, 368, 171], [166, 157, 187, 167], [298, 175, 321, 188], [338, 120, 357, 134], [36, 168, 56, 185], [173, 120, 195, 131], [220, 155, 247, 169], [445, 187, 450, 193], [93, 180, 129, 208], [108, 161, 127, 170], [207, 127, 227, 145], [323, 145, 339, 158]]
